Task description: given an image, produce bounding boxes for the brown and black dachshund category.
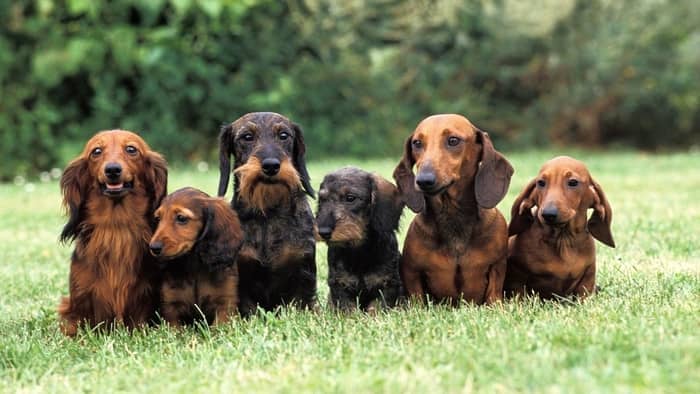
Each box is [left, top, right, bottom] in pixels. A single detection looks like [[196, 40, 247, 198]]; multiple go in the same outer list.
[[149, 187, 243, 326], [58, 130, 168, 336], [316, 167, 404, 312], [393, 114, 514, 305], [506, 156, 615, 299], [218, 112, 317, 316]]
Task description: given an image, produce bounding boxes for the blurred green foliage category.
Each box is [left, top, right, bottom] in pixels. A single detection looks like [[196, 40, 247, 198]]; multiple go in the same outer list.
[[1, 0, 699, 179]]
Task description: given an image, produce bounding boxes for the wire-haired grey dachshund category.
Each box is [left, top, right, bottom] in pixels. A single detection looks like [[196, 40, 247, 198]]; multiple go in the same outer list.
[[218, 112, 316, 316], [316, 167, 404, 312]]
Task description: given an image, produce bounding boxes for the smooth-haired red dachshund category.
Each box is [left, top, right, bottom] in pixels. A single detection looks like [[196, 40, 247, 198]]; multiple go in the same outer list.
[[393, 114, 514, 305], [506, 156, 615, 299]]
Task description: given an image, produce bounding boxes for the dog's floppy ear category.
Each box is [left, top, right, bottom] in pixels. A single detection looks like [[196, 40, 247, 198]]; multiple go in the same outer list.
[[393, 135, 424, 213], [508, 179, 537, 236], [196, 198, 244, 271], [145, 150, 168, 207], [369, 174, 404, 233], [59, 157, 89, 243], [217, 123, 234, 197], [588, 179, 615, 247], [475, 130, 514, 209], [292, 122, 315, 198]]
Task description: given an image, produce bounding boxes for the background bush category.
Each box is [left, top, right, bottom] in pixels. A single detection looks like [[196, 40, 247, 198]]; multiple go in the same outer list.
[[1, 0, 699, 180]]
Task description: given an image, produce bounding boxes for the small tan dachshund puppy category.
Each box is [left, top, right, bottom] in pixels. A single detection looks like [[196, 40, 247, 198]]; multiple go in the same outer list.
[[506, 156, 615, 299], [149, 187, 243, 326], [393, 114, 514, 305]]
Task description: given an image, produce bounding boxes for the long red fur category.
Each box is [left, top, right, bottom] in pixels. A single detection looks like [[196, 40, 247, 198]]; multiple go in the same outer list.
[[57, 130, 167, 336]]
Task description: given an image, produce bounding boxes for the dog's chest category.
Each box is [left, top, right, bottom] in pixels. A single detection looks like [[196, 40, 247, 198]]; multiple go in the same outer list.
[[77, 223, 151, 314], [332, 265, 392, 292], [422, 224, 474, 259], [521, 246, 593, 280], [238, 210, 314, 268], [162, 270, 226, 305], [515, 229, 595, 278]]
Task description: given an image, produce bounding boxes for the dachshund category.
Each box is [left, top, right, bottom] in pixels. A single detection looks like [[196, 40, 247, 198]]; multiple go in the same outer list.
[[58, 130, 168, 336], [149, 187, 243, 326], [218, 112, 317, 316], [393, 114, 514, 305], [316, 167, 404, 312], [505, 156, 615, 299]]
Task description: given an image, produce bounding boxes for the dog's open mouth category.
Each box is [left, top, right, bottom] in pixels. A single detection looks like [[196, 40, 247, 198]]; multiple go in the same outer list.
[[100, 181, 133, 197]]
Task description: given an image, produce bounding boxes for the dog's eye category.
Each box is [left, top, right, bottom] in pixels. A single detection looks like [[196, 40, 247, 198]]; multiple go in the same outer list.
[[567, 179, 579, 187], [537, 179, 546, 188], [125, 145, 138, 156], [345, 194, 357, 203], [91, 148, 102, 158], [279, 131, 290, 141], [447, 136, 461, 147], [175, 214, 189, 224], [154, 216, 161, 223], [412, 139, 422, 149], [241, 133, 254, 142]]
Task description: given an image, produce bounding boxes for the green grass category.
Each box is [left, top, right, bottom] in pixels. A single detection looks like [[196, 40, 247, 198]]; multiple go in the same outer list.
[[1, 150, 699, 393]]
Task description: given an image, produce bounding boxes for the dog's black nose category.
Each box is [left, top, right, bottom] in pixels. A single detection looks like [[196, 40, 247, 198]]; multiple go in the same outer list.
[[149, 241, 163, 256], [261, 158, 281, 176], [541, 206, 559, 224], [416, 172, 437, 191], [318, 226, 332, 240], [104, 163, 122, 180]]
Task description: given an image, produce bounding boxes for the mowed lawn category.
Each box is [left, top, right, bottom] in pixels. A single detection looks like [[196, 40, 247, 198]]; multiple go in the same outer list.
[[1, 150, 698, 393]]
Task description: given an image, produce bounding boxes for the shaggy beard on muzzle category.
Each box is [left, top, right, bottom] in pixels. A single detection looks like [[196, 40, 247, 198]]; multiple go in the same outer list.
[[234, 157, 302, 213], [321, 217, 368, 247]]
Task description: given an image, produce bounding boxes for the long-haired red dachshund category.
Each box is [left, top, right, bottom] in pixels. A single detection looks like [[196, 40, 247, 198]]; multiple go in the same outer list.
[[58, 130, 168, 336]]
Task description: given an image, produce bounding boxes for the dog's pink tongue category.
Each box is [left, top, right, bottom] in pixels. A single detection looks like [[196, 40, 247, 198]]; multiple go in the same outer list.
[[106, 183, 123, 190]]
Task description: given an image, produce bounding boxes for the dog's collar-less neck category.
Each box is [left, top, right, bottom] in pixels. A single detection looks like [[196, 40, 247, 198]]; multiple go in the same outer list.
[[159, 253, 202, 274], [330, 229, 397, 272], [423, 183, 480, 230], [425, 177, 479, 215], [537, 215, 589, 252]]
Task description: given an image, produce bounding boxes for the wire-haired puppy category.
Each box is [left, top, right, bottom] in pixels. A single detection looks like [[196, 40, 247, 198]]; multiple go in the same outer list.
[[58, 130, 167, 336], [218, 112, 316, 316], [506, 156, 615, 299], [316, 167, 404, 312], [149, 187, 243, 326]]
